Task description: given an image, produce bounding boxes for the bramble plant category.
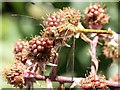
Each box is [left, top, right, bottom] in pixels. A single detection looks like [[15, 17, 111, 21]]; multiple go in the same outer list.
[[3, 3, 120, 90]]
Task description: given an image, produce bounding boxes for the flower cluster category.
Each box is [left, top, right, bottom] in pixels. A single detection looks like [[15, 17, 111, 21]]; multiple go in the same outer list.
[[13, 35, 56, 66], [5, 35, 57, 88], [29, 36, 54, 63], [43, 7, 80, 45], [84, 3, 110, 29], [80, 73, 107, 89]]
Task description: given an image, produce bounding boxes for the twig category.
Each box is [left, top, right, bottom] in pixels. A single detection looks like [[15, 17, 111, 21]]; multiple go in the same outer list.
[[89, 35, 99, 74], [35, 75, 120, 88], [35, 75, 83, 83], [106, 80, 120, 87], [49, 53, 58, 80]]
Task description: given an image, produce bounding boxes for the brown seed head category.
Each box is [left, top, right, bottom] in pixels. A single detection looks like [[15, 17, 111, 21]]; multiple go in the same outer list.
[[4, 61, 26, 89]]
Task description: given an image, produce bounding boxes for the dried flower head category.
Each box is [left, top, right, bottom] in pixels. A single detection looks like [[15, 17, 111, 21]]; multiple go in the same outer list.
[[84, 3, 110, 29], [4, 61, 26, 89], [59, 7, 81, 26], [29, 35, 54, 64], [103, 33, 120, 59], [14, 40, 29, 64], [80, 73, 107, 89]]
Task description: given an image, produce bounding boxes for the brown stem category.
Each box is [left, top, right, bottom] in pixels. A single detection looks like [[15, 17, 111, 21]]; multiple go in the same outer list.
[[89, 36, 99, 74], [35, 75, 120, 88], [49, 53, 58, 80], [35, 75, 83, 83], [58, 82, 65, 90]]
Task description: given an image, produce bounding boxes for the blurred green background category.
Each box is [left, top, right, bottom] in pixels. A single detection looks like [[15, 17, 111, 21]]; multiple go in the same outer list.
[[1, 2, 119, 89]]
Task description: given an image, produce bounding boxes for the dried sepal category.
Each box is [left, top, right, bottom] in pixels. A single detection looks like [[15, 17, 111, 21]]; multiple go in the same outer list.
[[59, 7, 81, 26]]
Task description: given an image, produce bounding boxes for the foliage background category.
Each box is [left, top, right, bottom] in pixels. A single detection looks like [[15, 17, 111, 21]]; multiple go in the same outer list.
[[1, 1, 119, 89]]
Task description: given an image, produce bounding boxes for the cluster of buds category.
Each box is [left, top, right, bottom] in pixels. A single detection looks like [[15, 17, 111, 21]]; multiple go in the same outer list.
[[14, 40, 29, 64], [4, 61, 26, 89], [13, 35, 56, 65], [103, 33, 120, 59], [28, 35, 54, 64], [84, 3, 110, 29], [80, 73, 107, 89], [43, 7, 80, 45]]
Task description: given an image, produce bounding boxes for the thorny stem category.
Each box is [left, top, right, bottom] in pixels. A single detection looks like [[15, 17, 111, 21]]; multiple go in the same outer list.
[[80, 32, 99, 74], [46, 50, 58, 88], [49, 53, 58, 80], [35, 75, 120, 88], [89, 36, 99, 74]]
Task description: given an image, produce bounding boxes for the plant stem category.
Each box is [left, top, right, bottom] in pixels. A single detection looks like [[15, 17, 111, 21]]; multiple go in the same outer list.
[[89, 36, 99, 74], [35, 75, 120, 88]]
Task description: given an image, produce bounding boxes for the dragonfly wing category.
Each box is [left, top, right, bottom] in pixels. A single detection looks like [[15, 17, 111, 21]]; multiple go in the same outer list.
[[66, 36, 75, 77]]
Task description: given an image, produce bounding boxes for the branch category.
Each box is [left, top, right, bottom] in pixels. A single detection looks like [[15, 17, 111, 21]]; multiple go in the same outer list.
[[49, 53, 58, 80], [106, 80, 120, 87], [35, 75, 120, 88], [87, 35, 99, 74], [35, 75, 83, 83]]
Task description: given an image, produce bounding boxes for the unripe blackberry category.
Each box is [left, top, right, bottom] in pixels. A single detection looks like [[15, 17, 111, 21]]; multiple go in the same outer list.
[[14, 40, 29, 64], [43, 13, 66, 28], [29, 36, 53, 63], [84, 3, 110, 29], [43, 7, 80, 28], [4, 61, 26, 89], [103, 33, 120, 59], [80, 73, 107, 89], [42, 7, 80, 43]]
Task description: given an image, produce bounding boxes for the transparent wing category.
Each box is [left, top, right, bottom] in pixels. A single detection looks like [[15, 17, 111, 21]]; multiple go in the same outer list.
[[66, 36, 75, 77]]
